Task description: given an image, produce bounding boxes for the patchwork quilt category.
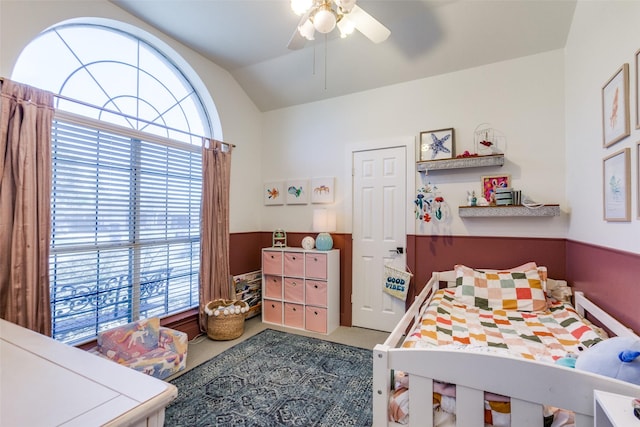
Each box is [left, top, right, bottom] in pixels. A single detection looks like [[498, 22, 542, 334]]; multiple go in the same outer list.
[[391, 288, 605, 426], [402, 288, 602, 361]]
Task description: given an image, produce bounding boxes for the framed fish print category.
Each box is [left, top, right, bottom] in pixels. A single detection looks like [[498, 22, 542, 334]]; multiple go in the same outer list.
[[285, 179, 309, 205], [264, 181, 284, 206], [419, 128, 455, 161], [603, 147, 630, 222], [602, 63, 630, 148]]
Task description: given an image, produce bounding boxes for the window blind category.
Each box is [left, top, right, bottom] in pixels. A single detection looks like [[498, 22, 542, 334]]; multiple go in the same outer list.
[[50, 117, 202, 345]]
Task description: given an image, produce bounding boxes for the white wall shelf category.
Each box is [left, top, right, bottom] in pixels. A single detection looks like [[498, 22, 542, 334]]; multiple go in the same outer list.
[[458, 204, 560, 217], [417, 154, 504, 173]]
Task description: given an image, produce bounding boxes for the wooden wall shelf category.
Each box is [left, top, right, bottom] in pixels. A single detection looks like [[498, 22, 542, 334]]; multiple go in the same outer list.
[[458, 204, 560, 217], [417, 154, 504, 173]]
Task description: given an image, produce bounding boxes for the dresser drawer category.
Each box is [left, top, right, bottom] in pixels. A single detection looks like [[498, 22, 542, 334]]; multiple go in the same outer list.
[[263, 300, 282, 324], [305, 280, 327, 307], [264, 275, 282, 299], [284, 277, 304, 303], [305, 253, 327, 279], [284, 251, 304, 277], [262, 251, 283, 275], [305, 306, 327, 334], [284, 303, 304, 329]]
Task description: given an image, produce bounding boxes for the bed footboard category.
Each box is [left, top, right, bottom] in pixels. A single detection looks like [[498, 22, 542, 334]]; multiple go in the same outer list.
[[372, 272, 640, 427], [375, 344, 640, 426]]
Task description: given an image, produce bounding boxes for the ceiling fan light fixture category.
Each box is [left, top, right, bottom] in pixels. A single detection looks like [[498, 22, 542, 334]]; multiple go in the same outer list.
[[298, 18, 315, 40], [335, 0, 356, 13], [313, 5, 337, 33], [290, 0, 313, 15], [337, 15, 355, 37]]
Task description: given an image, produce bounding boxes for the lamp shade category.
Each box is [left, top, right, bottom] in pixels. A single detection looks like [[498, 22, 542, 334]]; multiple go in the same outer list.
[[313, 209, 336, 232]]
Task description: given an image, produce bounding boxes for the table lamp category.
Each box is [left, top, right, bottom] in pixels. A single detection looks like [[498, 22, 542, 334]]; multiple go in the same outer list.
[[313, 208, 336, 251]]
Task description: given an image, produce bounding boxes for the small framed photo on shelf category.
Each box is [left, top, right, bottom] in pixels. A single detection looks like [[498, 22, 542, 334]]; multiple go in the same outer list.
[[285, 179, 309, 205], [419, 128, 454, 161], [263, 181, 284, 206], [602, 63, 630, 148], [481, 174, 510, 203], [603, 147, 630, 222]]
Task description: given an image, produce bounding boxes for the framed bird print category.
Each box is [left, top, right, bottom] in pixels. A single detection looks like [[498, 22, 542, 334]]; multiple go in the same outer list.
[[603, 147, 630, 222], [602, 63, 630, 148], [636, 49, 640, 129], [420, 128, 455, 161]]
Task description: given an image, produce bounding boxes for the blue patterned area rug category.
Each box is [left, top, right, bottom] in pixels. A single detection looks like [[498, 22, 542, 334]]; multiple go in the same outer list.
[[165, 328, 373, 426]]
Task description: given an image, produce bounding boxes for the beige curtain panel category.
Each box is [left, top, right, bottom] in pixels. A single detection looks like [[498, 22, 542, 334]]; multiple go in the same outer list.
[[199, 139, 233, 332], [0, 79, 54, 336]]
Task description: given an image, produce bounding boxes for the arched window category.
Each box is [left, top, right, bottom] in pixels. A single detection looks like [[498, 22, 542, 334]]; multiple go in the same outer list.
[[13, 21, 214, 143], [12, 21, 215, 344]]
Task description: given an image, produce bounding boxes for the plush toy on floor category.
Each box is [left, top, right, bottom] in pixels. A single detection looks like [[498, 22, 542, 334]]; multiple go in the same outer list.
[[573, 336, 640, 385]]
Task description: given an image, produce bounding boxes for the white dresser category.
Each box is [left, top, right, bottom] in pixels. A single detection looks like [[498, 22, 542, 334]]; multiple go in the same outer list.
[[594, 389, 640, 426], [0, 318, 177, 427], [262, 248, 340, 334]]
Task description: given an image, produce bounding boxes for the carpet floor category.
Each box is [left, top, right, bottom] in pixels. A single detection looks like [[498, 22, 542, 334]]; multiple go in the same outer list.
[[165, 328, 373, 426]]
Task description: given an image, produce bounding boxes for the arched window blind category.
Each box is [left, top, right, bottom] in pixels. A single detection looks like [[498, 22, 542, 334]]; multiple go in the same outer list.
[[13, 23, 212, 344]]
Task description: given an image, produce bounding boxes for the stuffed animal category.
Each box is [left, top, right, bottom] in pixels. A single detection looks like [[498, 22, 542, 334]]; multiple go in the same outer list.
[[574, 336, 640, 385]]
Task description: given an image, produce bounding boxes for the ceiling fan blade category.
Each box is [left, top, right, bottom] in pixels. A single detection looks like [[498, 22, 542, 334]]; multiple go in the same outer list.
[[287, 9, 313, 50], [287, 30, 307, 50], [348, 4, 390, 44]]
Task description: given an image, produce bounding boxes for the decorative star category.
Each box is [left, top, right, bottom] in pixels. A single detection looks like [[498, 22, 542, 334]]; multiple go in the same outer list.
[[428, 133, 451, 159]]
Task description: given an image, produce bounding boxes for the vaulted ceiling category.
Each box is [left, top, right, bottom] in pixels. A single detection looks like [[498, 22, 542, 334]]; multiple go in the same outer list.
[[111, 0, 577, 112]]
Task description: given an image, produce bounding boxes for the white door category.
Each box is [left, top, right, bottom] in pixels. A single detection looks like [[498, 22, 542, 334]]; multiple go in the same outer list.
[[352, 146, 406, 332]]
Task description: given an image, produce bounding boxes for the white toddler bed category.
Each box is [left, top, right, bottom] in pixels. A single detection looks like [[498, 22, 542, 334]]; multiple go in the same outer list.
[[372, 267, 640, 426]]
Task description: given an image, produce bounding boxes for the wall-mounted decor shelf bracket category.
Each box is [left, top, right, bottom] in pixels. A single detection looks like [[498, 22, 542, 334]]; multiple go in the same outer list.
[[458, 204, 560, 217], [417, 154, 504, 174]]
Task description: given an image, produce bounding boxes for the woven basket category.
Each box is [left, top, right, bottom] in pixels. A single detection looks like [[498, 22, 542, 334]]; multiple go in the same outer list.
[[205, 299, 249, 340]]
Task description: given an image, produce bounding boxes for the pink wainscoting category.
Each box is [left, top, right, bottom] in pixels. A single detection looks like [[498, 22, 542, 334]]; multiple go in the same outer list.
[[406, 235, 566, 306], [167, 233, 636, 338], [566, 240, 640, 334]]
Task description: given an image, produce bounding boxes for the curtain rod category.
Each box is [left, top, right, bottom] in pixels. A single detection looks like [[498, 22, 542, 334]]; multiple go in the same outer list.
[[0, 77, 235, 148]]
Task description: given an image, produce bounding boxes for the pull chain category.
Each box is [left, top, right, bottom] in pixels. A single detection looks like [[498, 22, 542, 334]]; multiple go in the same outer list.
[[324, 33, 328, 91]]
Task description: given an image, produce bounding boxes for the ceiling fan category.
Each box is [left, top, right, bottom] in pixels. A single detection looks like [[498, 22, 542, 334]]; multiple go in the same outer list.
[[287, 0, 391, 50]]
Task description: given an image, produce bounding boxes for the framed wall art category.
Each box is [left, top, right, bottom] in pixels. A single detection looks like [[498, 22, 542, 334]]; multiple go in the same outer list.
[[636, 49, 640, 129], [603, 147, 630, 222], [311, 177, 335, 204], [638, 141, 640, 218], [481, 174, 510, 204], [285, 179, 309, 205], [602, 63, 630, 148], [419, 128, 455, 161], [263, 181, 284, 206]]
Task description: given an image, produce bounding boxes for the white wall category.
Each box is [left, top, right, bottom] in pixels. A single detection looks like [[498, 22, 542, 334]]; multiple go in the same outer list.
[[262, 49, 568, 238], [0, 0, 264, 233], [565, 0, 640, 254]]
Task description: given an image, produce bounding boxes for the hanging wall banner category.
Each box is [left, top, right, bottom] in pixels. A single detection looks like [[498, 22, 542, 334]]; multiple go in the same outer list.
[[383, 264, 412, 301]]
